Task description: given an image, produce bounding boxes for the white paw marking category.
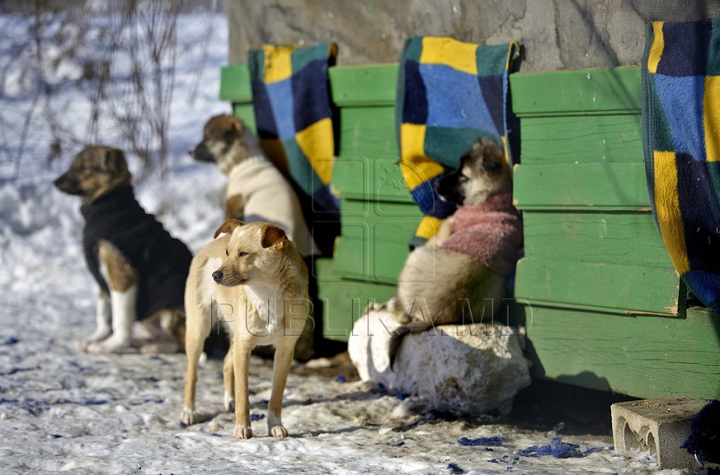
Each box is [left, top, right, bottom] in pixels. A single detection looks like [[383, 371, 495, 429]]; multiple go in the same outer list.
[[233, 426, 253, 439]]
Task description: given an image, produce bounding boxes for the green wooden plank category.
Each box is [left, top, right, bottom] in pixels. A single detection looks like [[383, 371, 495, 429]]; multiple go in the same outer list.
[[338, 107, 398, 159], [341, 199, 422, 244], [522, 211, 673, 268], [520, 115, 642, 164], [334, 236, 368, 280], [329, 64, 398, 107], [341, 220, 419, 245], [510, 67, 641, 117], [220, 64, 252, 103], [513, 162, 651, 210], [334, 236, 409, 283], [514, 257, 681, 314], [233, 104, 256, 135], [509, 303, 720, 399], [314, 258, 396, 342], [333, 157, 415, 203]]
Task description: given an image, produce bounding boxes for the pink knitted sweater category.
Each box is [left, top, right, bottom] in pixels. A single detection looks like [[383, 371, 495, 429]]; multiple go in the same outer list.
[[439, 192, 522, 275]]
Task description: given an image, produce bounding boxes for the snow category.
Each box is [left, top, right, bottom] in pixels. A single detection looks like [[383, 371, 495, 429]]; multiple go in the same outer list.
[[0, 8, 702, 475]]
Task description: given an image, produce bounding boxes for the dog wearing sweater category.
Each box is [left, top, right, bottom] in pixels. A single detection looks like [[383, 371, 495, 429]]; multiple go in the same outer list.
[[54, 146, 193, 354], [381, 139, 522, 365], [190, 114, 319, 258]]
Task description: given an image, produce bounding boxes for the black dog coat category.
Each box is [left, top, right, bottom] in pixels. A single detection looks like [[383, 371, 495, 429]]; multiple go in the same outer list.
[[81, 186, 193, 320]]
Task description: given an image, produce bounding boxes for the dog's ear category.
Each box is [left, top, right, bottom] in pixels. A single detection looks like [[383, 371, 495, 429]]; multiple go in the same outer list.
[[213, 219, 245, 239], [481, 142, 505, 173], [223, 116, 244, 142], [103, 148, 128, 173], [261, 225, 287, 249]]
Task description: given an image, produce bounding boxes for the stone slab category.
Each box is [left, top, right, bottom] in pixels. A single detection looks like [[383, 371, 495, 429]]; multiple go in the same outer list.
[[348, 307, 531, 414], [611, 397, 707, 470]]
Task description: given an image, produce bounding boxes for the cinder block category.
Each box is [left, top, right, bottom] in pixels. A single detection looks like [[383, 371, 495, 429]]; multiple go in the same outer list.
[[611, 397, 706, 470]]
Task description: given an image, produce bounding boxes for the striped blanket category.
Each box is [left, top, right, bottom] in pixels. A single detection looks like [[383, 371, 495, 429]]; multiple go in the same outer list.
[[248, 44, 340, 251], [643, 20, 720, 313], [396, 36, 519, 246]]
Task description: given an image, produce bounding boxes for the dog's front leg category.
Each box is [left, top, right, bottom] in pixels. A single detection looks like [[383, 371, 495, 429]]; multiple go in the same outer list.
[[232, 340, 253, 439], [87, 285, 137, 354], [87, 242, 139, 354], [75, 289, 112, 351], [223, 344, 235, 412], [267, 342, 295, 438]]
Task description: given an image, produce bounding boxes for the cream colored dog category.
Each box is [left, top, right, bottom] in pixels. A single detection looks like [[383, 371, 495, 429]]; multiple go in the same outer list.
[[190, 114, 319, 257], [180, 220, 310, 439]]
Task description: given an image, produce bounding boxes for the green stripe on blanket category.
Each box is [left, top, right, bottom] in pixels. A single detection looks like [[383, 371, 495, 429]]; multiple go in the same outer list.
[[396, 36, 519, 246], [642, 20, 720, 313]]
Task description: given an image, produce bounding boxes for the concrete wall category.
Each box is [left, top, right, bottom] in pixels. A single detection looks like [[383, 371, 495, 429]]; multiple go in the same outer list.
[[226, 0, 720, 71]]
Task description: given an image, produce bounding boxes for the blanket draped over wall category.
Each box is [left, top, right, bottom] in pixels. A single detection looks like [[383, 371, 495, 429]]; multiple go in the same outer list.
[[248, 44, 340, 252], [642, 20, 720, 313], [396, 36, 519, 247]]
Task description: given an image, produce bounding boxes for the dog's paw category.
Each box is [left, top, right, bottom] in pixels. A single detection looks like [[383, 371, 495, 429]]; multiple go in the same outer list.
[[85, 341, 110, 354], [223, 393, 235, 413], [86, 337, 137, 354], [180, 407, 199, 426], [269, 425, 288, 438], [74, 340, 91, 351], [233, 426, 253, 439]]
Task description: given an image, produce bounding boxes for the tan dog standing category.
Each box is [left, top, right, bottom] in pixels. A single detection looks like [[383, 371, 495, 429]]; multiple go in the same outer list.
[[180, 220, 310, 439]]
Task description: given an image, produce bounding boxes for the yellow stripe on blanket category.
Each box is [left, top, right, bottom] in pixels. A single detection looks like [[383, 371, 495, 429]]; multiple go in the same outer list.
[[262, 45, 295, 83], [647, 22, 665, 74], [400, 124, 445, 190], [415, 216, 444, 241], [296, 117, 335, 185], [419, 37, 478, 75], [704, 75, 720, 163], [653, 150, 690, 274]]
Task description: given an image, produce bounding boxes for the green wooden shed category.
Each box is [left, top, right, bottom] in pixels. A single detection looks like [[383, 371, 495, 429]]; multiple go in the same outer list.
[[218, 0, 720, 402], [219, 61, 719, 401]]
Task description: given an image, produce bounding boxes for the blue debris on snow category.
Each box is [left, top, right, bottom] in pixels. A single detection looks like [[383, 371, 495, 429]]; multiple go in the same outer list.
[[335, 375, 346, 383], [458, 435, 503, 447], [517, 438, 584, 458], [447, 462, 464, 474], [2, 337, 19, 345], [250, 413, 265, 422]]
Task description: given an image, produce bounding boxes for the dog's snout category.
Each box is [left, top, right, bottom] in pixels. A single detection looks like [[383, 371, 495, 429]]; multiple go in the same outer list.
[[212, 270, 223, 282]]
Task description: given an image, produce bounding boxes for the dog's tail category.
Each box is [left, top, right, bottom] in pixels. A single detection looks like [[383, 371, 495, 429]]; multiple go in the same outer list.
[[389, 320, 435, 371]]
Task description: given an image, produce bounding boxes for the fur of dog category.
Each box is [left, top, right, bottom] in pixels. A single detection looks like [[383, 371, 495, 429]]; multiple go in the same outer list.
[[380, 139, 520, 365], [190, 114, 319, 257], [54, 145, 192, 354], [180, 220, 311, 439]]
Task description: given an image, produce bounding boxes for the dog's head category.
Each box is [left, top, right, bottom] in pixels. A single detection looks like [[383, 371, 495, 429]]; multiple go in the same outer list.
[[435, 139, 512, 206], [210, 219, 290, 287], [53, 146, 131, 203], [190, 114, 256, 175]]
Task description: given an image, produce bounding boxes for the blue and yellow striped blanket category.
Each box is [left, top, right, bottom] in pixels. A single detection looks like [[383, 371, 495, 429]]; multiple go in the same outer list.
[[643, 20, 720, 313], [248, 44, 340, 250]]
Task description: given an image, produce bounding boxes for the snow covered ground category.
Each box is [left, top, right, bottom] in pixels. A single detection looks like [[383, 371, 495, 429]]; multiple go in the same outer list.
[[0, 7, 704, 475]]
